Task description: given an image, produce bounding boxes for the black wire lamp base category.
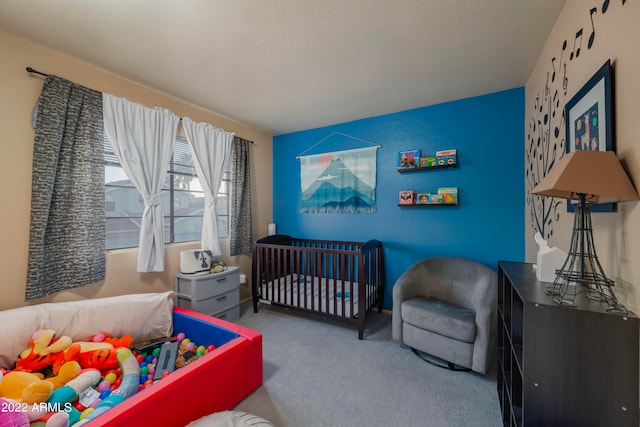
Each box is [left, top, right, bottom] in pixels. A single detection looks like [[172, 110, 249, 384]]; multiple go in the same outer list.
[[545, 195, 627, 314]]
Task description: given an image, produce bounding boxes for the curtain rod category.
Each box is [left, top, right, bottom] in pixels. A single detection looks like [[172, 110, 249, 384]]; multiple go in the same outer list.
[[26, 66, 48, 77], [26, 66, 253, 144]]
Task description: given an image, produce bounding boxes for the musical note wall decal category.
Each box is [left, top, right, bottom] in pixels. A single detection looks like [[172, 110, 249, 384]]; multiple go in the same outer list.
[[526, 0, 629, 239], [602, 0, 627, 14], [570, 29, 583, 60], [588, 7, 597, 49]]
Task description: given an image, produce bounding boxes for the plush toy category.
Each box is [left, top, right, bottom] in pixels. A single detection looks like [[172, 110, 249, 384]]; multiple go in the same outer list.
[[15, 330, 72, 373], [26, 411, 68, 427], [0, 361, 81, 405], [0, 396, 68, 427], [46, 368, 101, 407], [0, 396, 29, 427], [90, 333, 132, 350], [64, 345, 120, 374], [63, 333, 132, 374], [43, 362, 81, 390], [68, 349, 139, 425], [30, 330, 73, 357], [45, 368, 101, 426], [17, 330, 132, 375], [210, 261, 228, 273], [0, 370, 51, 404], [175, 349, 197, 369], [0, 396, 43, 427]]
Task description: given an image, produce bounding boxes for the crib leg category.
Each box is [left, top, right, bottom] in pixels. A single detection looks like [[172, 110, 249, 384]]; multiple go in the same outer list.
[[253, 296, 258, 313]]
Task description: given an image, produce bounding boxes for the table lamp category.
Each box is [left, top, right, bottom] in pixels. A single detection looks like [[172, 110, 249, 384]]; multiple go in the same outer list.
[[532, 150, 639, 313]]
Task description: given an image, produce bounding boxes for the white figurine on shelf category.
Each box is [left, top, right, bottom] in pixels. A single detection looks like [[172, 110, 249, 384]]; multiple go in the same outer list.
[[534, 232, 567, 283]]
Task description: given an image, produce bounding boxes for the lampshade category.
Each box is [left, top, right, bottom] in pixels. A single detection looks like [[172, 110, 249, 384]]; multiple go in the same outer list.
[[532, 150, 639, 203]]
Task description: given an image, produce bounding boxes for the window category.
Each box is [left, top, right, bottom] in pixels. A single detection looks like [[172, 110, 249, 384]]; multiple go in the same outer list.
[[105, 135, 229, 250]]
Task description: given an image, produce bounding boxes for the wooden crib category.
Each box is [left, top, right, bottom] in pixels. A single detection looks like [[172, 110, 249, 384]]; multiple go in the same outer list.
[[251, 235, 385, 339]]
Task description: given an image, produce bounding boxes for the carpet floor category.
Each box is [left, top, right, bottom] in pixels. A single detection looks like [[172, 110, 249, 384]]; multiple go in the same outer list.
[[233, 301, 503, 427]]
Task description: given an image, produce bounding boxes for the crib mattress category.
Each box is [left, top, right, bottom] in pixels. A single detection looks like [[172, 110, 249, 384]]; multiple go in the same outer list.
[[260, 273, 367, 318]]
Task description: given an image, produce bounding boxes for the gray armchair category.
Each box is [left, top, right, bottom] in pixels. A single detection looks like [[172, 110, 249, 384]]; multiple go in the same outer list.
[[392, 257, 498, 374]]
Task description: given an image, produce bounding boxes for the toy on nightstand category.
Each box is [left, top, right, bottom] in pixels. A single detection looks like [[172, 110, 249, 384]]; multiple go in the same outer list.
[[210, 260, 228, 273]]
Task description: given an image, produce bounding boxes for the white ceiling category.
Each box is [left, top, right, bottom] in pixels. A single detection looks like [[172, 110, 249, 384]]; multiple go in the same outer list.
[[0, 0, 565, 135]]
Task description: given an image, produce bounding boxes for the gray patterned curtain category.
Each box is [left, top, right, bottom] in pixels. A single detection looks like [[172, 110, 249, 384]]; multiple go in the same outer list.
[[230, 137, 253, 255], [26, 76, 105, 300]]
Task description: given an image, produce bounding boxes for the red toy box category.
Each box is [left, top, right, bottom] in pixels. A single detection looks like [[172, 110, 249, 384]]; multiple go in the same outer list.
[[84, 307, 263, 427]]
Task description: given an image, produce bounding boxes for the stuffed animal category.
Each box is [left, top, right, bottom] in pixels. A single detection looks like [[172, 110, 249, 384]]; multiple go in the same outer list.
[[15, 330, 72, 373], [63, 334, 133, 374], [69, 348, 139, 425], [25, 411, 68, 427], [0, 369, 51, 405], [42, 362, 81, 390], [210, 261, 228, 273], [64, 345, 120, 374], [90, 333, 132, 350], [29, 369, 102, 427], [17, 330, 132, 375], [0, 361, 81, 405], [46, 368, 101, 406], [0, 396, 45, 427]]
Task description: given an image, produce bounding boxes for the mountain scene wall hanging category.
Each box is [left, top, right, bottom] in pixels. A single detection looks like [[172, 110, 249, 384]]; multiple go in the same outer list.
[[299, 146, 377, 213]]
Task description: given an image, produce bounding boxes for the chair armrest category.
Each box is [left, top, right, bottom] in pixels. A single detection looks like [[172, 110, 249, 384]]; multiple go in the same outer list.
[[392, 262, 428, 341], [471, 270, 498, 374]]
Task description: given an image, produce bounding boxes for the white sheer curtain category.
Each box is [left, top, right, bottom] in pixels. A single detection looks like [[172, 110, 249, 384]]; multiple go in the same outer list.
[[182, 117, 234, 256], [103, 94, 180, 272]]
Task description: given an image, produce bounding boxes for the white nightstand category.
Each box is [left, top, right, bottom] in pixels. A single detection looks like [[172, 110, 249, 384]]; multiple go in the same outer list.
[[174, 266, 240, 322]]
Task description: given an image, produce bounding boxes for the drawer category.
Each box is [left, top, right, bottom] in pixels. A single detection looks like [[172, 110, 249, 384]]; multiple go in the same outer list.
[[175, 268, 239, 300], [176, 288, 239, 316], [212, 304, 240, 323]]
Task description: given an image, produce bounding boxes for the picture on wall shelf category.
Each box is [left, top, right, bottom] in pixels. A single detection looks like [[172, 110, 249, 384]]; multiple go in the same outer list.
[[438, 187, 458, 204], [420, 157, 435, 168], [417, 193, 430, 204], [564, 59, 615, 212], [435, 149, 457, 166], [399, 190, 415, 204], [398, 149, 420, 168]]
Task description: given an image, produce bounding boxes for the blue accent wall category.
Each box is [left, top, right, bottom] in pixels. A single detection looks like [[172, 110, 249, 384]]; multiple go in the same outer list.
[[273, 88, 525, 309]]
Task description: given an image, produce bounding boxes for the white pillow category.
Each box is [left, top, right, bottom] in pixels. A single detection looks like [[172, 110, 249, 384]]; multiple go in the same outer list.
[[0, 291, 175, 369]]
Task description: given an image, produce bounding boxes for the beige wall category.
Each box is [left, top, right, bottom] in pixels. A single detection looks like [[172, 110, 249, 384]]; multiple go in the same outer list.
[[0, 30, 273, 310], [525, 0, 640, 313]]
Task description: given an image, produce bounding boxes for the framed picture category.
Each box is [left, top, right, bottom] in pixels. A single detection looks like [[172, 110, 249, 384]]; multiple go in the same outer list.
[[565, 59, 615, 212]]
